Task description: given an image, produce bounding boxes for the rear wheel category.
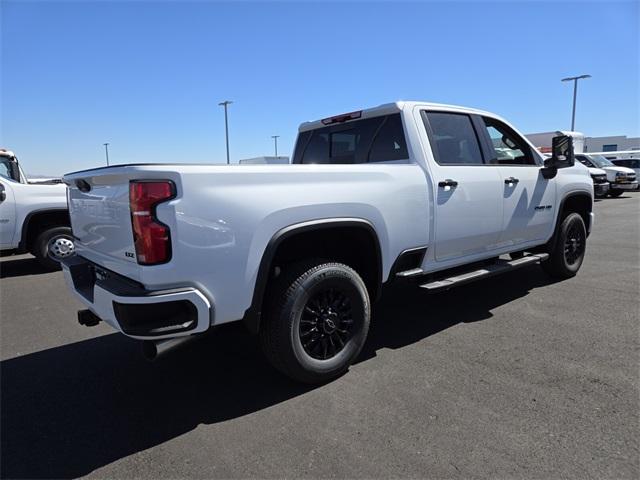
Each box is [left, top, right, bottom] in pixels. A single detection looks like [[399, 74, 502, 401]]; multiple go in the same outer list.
[[260, 260, 370, 384], [609, 189, 623, 197], [542, 212, 586, 279], [34, 226, 74, 270]]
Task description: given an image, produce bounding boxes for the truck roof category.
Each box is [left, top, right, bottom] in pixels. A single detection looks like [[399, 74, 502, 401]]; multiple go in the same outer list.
[[298, 101, 499, 132], [0, 148, 16, 157]]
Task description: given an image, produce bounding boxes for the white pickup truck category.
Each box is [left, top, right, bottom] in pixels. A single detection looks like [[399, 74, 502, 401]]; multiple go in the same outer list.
[[0, 149, 75, 269], [61, 101, 594, 383]]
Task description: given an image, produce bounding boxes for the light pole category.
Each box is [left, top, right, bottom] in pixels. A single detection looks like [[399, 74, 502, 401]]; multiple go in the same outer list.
[[561, 74, 591, 131], [103, 143, 110, 166], [218, 100, 233, 164], [271, 135, 280, 158]]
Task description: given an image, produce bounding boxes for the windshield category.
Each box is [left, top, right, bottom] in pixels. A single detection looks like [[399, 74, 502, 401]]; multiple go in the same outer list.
[[588, 155, 615, 168]]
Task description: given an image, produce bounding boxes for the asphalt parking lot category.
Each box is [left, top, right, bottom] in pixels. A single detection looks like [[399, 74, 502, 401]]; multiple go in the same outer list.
[[1, 194, 638, 479]]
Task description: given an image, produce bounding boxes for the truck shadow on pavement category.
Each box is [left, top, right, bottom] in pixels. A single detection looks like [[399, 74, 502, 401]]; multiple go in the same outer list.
[[0, 256, 53, 279], [1, 267, 558, 479]]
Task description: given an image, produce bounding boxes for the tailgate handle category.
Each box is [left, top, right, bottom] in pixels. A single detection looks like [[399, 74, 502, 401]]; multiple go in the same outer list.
[[76, 179, 92, 192]]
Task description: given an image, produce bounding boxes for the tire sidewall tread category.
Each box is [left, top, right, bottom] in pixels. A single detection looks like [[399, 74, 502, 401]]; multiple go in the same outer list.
[[260, 259, 371, 384]]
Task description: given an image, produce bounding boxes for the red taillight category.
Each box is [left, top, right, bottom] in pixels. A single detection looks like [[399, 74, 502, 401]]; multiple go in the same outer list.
[[129, 181, 175, 265]]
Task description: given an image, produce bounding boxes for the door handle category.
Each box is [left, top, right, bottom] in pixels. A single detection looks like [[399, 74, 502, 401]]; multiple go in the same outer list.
[[504, 177, 519, 185], [438, 179, 458, 188], [0, 185, 5, 203]]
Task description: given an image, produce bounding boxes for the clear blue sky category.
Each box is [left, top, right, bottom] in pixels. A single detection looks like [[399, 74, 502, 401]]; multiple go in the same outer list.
[[2, 0, 638, 175]]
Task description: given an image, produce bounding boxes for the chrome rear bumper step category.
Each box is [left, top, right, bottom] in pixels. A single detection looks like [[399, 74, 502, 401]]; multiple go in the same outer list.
[[419, 253, 549, 293]]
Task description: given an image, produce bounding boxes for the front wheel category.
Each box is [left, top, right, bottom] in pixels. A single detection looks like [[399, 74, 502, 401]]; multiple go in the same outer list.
[[542, 212, 586, 279], [34, 226, 75, 270], [609, 189, 623, 197], [260, 260, 371, 384]]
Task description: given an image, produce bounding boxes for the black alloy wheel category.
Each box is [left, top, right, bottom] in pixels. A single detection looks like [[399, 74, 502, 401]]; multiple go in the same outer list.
[[299, 287, 356, 360]]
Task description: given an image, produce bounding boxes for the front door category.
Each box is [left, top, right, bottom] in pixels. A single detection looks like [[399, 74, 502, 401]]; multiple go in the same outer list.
[[477, 116, 556, 247], [421, 110, 504, 262], [0, 179, 17, 248]]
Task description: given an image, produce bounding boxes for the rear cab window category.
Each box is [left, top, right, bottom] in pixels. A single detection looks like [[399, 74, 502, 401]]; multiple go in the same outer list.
[[292, 113, 409, 164]]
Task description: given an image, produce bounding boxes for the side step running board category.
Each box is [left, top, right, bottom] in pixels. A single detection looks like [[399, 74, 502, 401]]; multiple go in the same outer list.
[[419, 253, 549, 293], [395, 268, 424, 278]]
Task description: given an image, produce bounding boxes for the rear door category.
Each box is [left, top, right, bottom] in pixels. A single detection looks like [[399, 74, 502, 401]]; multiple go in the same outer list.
[[421, 110, 503, 262], [476, 116, 556, 246]]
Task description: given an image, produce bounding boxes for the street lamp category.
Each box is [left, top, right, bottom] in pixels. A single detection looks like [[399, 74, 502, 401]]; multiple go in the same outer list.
[[561, 74, 591, 131], [218, 100, 233, 164], [271, 135, 280, 158], [103, 143, 110, 166]]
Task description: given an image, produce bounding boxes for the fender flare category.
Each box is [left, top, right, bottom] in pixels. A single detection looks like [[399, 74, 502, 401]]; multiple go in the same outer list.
[[547, 190, 593, 251], [242, 218, 383, 334]]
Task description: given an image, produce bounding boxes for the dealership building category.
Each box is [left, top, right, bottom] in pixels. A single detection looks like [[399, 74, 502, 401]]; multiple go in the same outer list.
[[526, 132, 639, 153]]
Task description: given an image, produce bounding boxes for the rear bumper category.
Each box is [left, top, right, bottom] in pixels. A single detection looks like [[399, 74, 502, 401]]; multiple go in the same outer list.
[[61, 256, 212, 340]]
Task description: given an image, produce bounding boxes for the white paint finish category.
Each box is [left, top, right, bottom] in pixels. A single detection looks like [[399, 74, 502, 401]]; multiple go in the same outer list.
[[431, 167, 503, 261], [0, 180, 17, 247], [60, 101, 595, 340], [0, 177, 68, 250], [64, 163, 430, 325], [68, 182, 137, 264], [496, 166, 557, 246]]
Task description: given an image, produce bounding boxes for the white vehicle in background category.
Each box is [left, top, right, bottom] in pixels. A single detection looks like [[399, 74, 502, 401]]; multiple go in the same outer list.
[[0, 148, 74, 269], [545, 152, 609, 198], [61, 101, 594, 384], [575, 153, 638, 197], [611, 158, 640, 178]]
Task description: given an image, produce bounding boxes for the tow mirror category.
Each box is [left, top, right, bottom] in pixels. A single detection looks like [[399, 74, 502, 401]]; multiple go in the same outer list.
[[542, 135, 575, 179], [550, 135, 575, 168]]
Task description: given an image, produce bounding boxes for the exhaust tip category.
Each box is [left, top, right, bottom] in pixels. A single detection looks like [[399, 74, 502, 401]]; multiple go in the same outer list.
[[78, 309, 101, 327]]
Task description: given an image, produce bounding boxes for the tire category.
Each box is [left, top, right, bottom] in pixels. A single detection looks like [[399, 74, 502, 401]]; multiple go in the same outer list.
[[609, 189, 623, 197], [34, 226, 75, 270], [259, 260, 371, 384], [542, 212, 586, 279]]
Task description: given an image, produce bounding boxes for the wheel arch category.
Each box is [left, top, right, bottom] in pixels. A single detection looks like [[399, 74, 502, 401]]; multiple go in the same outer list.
[[19, 208, 70, 253], [243, 218, 383, 334], [546, 191, 592, 253], [558, 191, 592, 233]]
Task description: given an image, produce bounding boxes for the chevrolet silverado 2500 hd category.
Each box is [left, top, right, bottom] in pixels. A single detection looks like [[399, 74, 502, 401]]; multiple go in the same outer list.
[[61, 101, 593, 383]]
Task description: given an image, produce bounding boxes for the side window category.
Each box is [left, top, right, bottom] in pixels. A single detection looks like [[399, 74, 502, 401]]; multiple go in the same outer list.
[[368, 114, 409, 162], [481, 117, 535, 165], [424, 112, 484, 165]]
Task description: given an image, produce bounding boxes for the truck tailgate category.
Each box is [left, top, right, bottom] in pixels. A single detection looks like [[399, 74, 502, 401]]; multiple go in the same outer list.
[[66, 170, 139, 273]]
